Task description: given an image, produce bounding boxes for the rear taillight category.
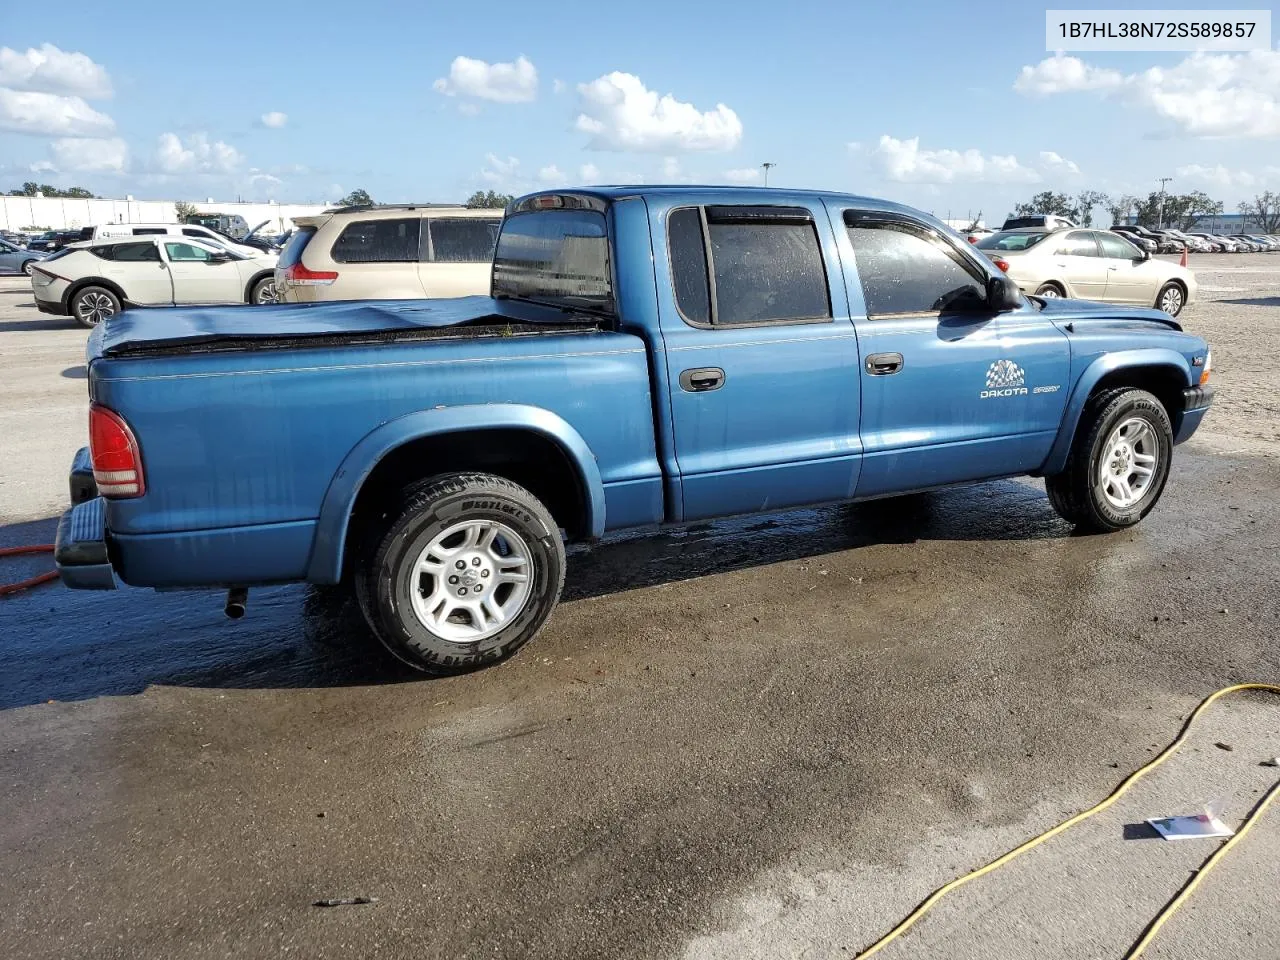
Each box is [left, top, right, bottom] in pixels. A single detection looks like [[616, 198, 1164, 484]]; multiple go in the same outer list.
[[283, 263, 338, 285], [993, 258, 1010, 273], [89, 404, 145, 498]]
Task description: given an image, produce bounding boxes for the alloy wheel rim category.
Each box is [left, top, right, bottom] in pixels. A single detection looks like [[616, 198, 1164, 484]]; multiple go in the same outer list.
[[1160, 286, 1183, 314], [256, 280, 278, 304], [1039, 287, 1060, 298], [76, 292, 115, 325], [1098, 417, 1160, 509], [407, 518, 533, 643]]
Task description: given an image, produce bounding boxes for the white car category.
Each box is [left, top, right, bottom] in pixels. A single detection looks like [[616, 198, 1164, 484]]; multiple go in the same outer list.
[[31, 235, 279, 327], [85, 222, 272, 259], [974, 227, 1197, 316]]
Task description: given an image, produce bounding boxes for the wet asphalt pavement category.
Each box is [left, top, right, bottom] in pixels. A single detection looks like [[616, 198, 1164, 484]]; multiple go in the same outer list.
[[2, 267, 1279, 959]]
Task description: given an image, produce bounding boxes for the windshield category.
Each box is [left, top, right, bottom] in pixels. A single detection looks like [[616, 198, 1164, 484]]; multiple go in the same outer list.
[[492, 207, 614, 314], [975, 230, 1048, 252]]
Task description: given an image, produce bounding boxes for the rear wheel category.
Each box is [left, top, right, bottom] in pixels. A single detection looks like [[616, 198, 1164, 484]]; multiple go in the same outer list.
[[71, 285, 121, 328], [250, 276, 278, 305], [1045, 388, 1173, 532], [355, 472, 565, 674], [1156, 282, 1185, 317], [1035, 282, 1064, 298], [21, 259, 36, 276]]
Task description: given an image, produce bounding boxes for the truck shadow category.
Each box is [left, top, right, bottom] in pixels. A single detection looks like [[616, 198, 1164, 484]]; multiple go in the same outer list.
[[0, 478, 1069, 708]]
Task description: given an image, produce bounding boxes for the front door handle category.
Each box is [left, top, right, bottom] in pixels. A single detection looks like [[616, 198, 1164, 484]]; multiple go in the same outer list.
[[865, 352, 904, 376], [679, 367, 725, 392]]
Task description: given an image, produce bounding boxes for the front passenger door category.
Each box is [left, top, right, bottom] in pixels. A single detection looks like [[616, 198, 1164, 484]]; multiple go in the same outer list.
[[1051, 231, 1108, 299], [836, 210, 1069, 497], [1095, 230, 1155, 305], [163, 241, 244, 303]]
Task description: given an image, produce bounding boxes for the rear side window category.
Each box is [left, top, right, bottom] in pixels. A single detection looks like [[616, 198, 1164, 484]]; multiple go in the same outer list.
[[975, 231, 1046, 252], [330, 218, 421, 263], [278, 226, 317, 268], [846, 220, 985, 316], [131, 228, 167, 236], [668, 205, 831, 326], [492, 207, 613, 311], [426, 218, 501, 262], [91, 242, 160, 262]]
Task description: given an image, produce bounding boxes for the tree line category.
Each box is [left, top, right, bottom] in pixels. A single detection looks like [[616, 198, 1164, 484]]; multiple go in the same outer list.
[[332, 189, 513, 209], [1008, 188, 1280, 233], [6, 182, 96, 199]]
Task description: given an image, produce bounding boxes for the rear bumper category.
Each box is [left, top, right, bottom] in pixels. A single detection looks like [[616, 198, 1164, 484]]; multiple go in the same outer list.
[[55, 496, 117, 590]]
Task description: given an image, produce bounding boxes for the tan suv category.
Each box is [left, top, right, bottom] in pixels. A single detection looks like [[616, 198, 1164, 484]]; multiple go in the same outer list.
[[276, 204, 502, 302]]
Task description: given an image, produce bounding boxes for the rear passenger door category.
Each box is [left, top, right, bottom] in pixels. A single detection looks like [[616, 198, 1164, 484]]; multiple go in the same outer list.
[[420, 217, 501, 297], [656, 202, 862, 521], [329, 218, 427, 299], [833, 208, 1070, 496]]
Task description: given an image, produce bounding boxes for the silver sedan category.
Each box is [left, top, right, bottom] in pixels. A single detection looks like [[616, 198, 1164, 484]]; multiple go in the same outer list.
[[0, 238, 46, 276], [975, 227, 1197, 316]]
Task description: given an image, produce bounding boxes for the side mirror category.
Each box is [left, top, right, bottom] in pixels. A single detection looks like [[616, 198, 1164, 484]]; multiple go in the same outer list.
[[208, 250, 232, 263], [1136, 247, 1151, 261], [987, 274, 1023, 312]]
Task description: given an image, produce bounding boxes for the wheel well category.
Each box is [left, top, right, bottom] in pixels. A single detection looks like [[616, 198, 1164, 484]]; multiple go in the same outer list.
[[343, 428, 588, 572], [1090, 365, 1185, 428], [244, 270, 274, 303], [66, 277, 127, 309], [1037, 280, 1065, 294]]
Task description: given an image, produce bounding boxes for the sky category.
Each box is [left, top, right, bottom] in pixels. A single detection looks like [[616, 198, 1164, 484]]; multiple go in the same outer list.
[[1, 0, 1277, 223]]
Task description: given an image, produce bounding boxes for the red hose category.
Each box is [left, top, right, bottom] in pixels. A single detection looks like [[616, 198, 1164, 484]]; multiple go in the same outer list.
[[0, 544, 58, 596]]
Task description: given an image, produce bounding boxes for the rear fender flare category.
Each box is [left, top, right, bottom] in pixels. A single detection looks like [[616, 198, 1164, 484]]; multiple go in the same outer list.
[[1040, 348, 1192, 476], [306, 404, 605, 583]]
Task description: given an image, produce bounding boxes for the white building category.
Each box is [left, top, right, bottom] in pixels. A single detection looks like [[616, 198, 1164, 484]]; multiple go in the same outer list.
[[0, 195, 333, 234]]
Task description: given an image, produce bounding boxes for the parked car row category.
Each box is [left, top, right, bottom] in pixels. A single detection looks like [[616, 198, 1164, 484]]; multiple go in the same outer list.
[[1110, 224, 1280, 254]]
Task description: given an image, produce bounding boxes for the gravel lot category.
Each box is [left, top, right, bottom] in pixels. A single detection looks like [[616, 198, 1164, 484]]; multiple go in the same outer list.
[[0, 256, 1277, 960]]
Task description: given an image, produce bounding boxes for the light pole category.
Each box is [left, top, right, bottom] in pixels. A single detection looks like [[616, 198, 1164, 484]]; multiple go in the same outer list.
[[1156, 177, 1172, 229], [761, 162, 775, 187]]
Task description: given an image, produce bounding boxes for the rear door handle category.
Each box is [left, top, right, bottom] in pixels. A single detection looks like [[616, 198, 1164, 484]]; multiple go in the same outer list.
[[679, 367, 725, 392], [865, 352, 904, 376]]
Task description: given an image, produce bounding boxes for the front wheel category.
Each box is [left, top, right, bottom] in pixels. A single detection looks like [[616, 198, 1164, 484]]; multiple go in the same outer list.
[[355, 472, 566, 674], [71, 285, 121, 328], [250, 276, 278, 305], [21, 259, 36, 276], [1035, 282, 1064, 298], [1045, 388, 1173, 532]]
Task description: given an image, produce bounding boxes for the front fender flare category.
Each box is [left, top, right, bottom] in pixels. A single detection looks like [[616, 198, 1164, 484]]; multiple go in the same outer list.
[[305, 404, 605, 583], [1040, 348, 1192, 476]]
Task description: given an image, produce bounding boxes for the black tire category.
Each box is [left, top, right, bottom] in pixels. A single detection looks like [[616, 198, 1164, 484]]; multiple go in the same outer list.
[[354, 472, 565, 675], [1035, 282, 1064, 298], [21, 259, 36, 276], [1045, 388, 1174, 532], [70, 285, 121, 328], [1155, 281, 1185, 317], [250, 275, 277, 305]]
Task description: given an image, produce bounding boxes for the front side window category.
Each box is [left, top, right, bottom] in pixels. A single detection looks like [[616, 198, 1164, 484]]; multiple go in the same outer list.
[[1058, 232, 1100, 257], [131, 228, 167, 236], [1097, 231, 1139, 259], [846, 219, 986, 317], [330, 218, 421, 263], [426, 218, 501, 262], [165, 242, 213, 262], [668, 205, 831, 326]]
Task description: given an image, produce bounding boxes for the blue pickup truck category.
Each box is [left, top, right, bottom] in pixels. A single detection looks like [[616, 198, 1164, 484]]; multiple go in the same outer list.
[[56, 186, 1215, 673]]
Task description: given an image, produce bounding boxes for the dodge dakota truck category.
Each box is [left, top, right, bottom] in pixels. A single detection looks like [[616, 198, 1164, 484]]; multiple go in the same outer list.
[[55, 186, 1215, 674]]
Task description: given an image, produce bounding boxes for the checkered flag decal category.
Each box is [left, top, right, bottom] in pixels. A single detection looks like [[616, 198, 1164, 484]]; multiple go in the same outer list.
[[985, 360, 1025, 389]]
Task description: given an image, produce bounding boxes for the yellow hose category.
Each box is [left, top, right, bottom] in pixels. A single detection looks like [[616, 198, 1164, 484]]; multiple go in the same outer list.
[[854, 682, 1280, 959]]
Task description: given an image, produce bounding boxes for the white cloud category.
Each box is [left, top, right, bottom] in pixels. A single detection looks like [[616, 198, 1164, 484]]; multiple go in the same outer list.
[[1015, 50, 1280, 138], [457, 102, 481, 116], [1039, 150, 1081, 176], [29, 160, 56, 173], [1174, 163, 1265, 188], [0, 44, 112, 98], [575, 72, 742, 152], [478, 153, 521, 185], [579, 162, 602, 184], [249, 170, 284, 190], [1014, 54, 1122, 95], [50, 137, 128, 173], [552, 79, 566, 94], [0, 88, 114, 137], [872, 135, 1041, 184], [260, 111, 287, 128], [724, 167, 761, 182], [433, 55, 537, 103], [661, 156, 681, 179], [537, 164, 565, 184], [155, 132, 243, 174]]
